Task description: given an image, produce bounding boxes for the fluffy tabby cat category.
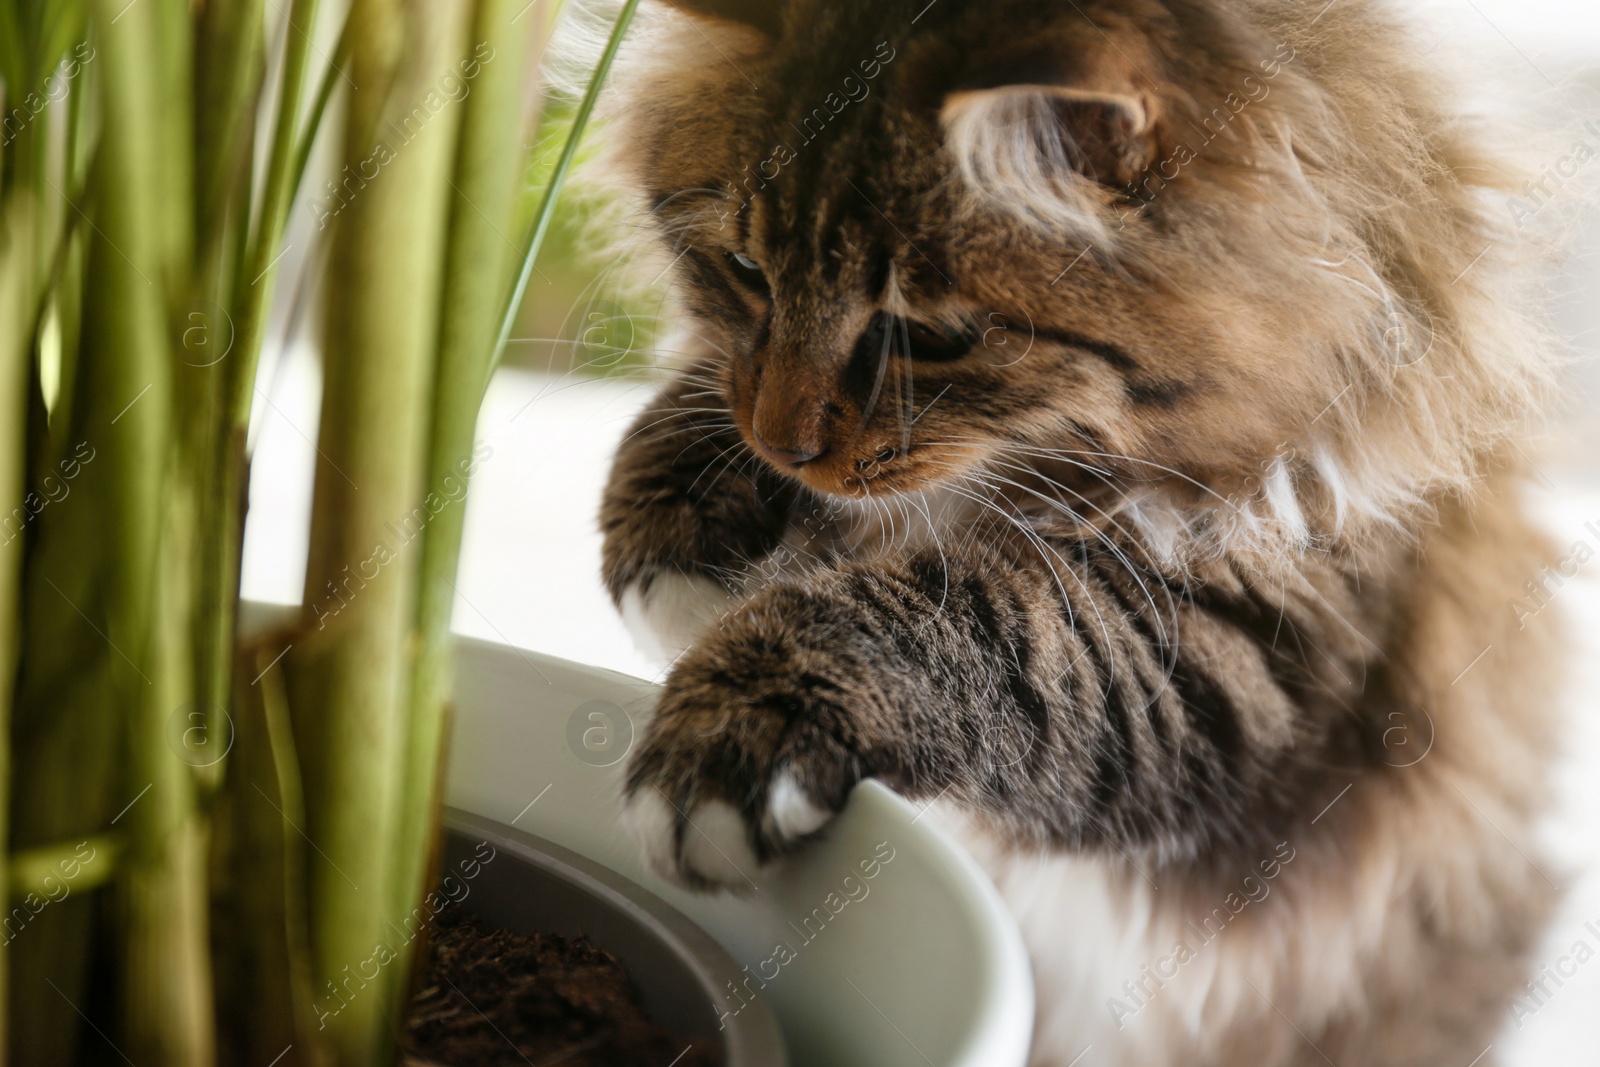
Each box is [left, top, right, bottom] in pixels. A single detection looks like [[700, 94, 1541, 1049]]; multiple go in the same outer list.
[[590, 0, 1566, 1062]]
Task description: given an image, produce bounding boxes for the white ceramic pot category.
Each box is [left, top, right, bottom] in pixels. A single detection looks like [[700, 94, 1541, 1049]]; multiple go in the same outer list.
[[446, 636, 1035, 1067]]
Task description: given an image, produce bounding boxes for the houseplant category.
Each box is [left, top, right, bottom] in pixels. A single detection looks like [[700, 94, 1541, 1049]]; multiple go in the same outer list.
[[0, 0, 639, 1062]]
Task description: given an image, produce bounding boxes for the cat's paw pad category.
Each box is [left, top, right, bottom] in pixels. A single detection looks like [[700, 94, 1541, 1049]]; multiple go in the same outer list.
[[622, 772, 845, 891], [621, 695, 858, 891], [618, 572, 733, 664], [621, 789, 768, 891], [763, 770, 832, 840]]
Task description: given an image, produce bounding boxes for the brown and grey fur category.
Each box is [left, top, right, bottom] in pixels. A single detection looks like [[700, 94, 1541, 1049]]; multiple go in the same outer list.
[[587, 0, 1568, 1063]]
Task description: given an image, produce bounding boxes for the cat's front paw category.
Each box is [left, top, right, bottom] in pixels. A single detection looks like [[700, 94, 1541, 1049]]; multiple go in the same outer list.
[[620, 649, 866, 891], [618, 572, 734, 665]]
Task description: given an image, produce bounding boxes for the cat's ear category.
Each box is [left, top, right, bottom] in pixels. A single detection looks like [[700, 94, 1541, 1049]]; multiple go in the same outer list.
[[663, 0, 783, 38], [940, 43, 1162, 188]]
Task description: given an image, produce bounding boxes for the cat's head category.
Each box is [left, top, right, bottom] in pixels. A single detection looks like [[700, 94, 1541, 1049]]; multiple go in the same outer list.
[[597, 0, 1547, 555]]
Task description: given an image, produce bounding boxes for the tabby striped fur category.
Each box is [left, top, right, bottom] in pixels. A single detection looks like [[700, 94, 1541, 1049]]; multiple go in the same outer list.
[[588, 1, 1568, 1063]]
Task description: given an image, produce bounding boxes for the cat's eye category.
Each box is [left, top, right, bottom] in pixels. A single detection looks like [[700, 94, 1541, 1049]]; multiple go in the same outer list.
[[726, 252, 768, 291], [855, 311, 975, 366], [897, 317, 973, 363]]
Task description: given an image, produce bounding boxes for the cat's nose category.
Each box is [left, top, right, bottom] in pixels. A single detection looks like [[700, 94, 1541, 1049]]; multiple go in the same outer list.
[[754, 431, 823, 469], [751, 366, 829, 468]]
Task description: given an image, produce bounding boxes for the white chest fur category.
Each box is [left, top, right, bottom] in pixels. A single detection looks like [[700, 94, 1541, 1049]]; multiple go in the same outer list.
[[927, 804, 1381, 1067]]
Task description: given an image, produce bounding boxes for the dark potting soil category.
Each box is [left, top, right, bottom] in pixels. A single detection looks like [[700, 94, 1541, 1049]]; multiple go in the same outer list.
[[403, 908, 723, 1067]]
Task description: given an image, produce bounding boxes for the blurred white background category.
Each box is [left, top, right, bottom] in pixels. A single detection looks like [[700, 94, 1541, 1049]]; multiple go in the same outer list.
[[241, 3, 1600, 1062]]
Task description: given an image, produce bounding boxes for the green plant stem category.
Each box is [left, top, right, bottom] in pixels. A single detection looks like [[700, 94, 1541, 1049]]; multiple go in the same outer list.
[[492, 0, 641, 373], [194, 0, 267, 262], [188, 0, 269, 782], [396, 0, 538, 936], [398, 0, 639, 976], [190, 0, 326, 818], [8, 835, 118, 900], [228, 0, 322, 431], [85, 0, 210, 1060], [294, 1, 469, 1061], [0, 195, 35, 1067], [256, 647, 327, 1062], [289, 13, 352, 207]]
